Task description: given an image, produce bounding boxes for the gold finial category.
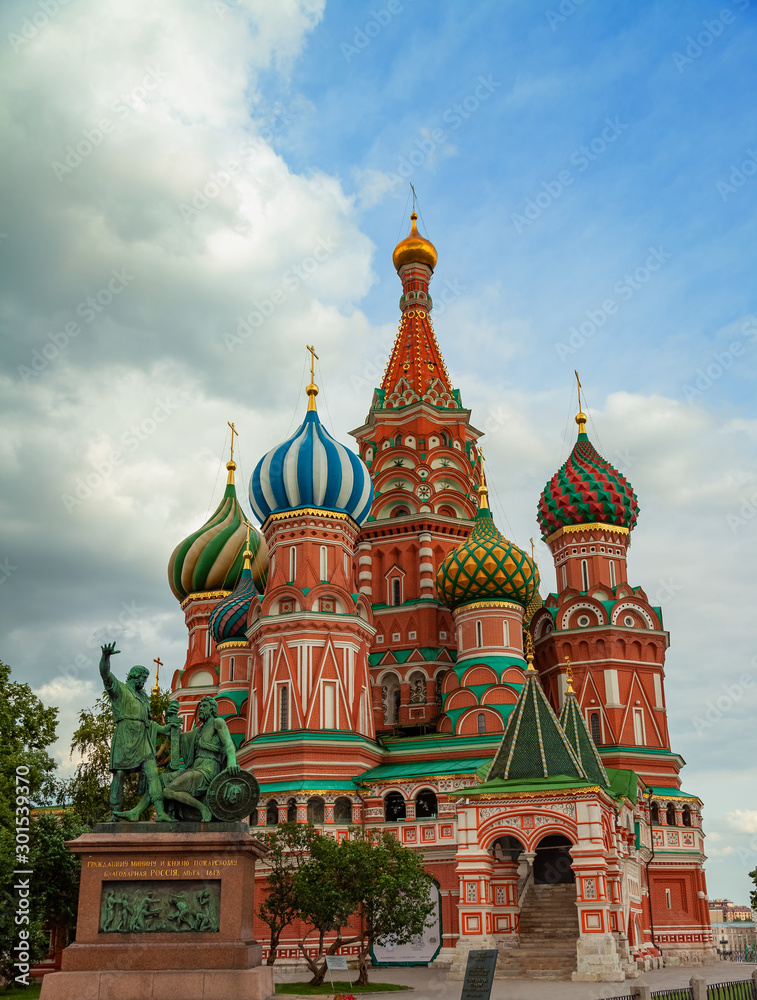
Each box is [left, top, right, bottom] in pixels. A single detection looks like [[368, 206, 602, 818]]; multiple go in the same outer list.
[[525, 634, 536, 672], [306, 344, 319, 411], [476, 452, 490, 510], [574, 370, 587, 435], [530, 537, 535, 561], [226, 421, 238, 483], [564, 654, 574, 694], [410, 182, 417, 215], [243, 523, 252, 568], [152, 656, 163, 697]]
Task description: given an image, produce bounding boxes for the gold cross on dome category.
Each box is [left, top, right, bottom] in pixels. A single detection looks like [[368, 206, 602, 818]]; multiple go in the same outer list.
[[152, 656, 163, 695], [227, 421, 238, 463], [306, 344, 319, 382], [575, 370, 583, 412]]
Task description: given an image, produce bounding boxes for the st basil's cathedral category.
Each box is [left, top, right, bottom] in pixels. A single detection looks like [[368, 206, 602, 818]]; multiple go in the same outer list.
[[166, 212, 716, 981]]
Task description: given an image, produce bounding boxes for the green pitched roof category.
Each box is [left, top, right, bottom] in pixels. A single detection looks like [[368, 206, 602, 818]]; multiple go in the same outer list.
[[559, 692, 610, 788], [356, 757, 492, 784], [606, 767, 639, 804], [487, 666, 585, 782]]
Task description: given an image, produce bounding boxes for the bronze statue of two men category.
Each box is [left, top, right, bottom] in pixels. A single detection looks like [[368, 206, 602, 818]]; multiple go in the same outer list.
[[100, 642, 240, 823]]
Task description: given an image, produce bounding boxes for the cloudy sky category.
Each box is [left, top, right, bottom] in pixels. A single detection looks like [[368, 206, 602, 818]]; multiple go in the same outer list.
[[1, 0, 755, 901]]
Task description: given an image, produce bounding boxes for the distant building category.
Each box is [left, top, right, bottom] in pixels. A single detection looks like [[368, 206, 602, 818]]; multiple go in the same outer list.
[[709, 899, 754, 923]]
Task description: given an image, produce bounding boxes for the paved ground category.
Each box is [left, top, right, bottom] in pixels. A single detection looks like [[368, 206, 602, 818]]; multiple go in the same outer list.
[[276, 961, 757, 999]]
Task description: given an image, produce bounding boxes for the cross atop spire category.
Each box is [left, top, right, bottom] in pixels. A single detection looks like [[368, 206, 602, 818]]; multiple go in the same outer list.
[[226, 422, 238, 484], [152, 656, 163, 696], [574, 370, 587, 436], [306, 344, 320, 411]]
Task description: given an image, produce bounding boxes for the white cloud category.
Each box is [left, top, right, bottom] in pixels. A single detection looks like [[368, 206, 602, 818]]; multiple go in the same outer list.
[[727, 811, 757, 834]]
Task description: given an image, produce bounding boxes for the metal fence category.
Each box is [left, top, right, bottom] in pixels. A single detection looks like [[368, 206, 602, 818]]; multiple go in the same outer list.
[[651, 989, 693, 1000], [707, 980, 757, 1000]]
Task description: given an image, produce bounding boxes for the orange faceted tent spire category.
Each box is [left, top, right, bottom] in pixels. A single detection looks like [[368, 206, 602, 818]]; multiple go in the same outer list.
[[381, 207, 456, 407]]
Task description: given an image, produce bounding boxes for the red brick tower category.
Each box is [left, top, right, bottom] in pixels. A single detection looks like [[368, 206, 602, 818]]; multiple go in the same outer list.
[[243, 367, 380, 802], [530, 394, 714, 964], [350, 212, 483, 735]]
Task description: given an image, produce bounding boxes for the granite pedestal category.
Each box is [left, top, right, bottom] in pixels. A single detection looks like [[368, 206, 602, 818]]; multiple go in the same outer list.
[[40, 822, 273, 1000]]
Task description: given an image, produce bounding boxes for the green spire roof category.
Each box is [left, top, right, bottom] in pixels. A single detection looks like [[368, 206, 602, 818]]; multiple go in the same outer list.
[[487, 666, 585, 782], [559, 692, 610, 788]]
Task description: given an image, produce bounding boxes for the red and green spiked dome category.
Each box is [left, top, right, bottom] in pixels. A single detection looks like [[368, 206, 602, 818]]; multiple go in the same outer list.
[[436, 486, 540, 610], [537, 412, 639, 539], [168, 460, 268, 602], [208, 542, 257, 643]]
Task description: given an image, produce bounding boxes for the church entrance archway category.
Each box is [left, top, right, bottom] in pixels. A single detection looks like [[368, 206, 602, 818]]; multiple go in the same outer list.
[[533, 834, 574, 884]]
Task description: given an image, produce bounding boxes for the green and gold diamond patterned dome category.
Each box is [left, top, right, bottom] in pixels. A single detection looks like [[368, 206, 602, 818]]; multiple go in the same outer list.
[[436, 483, 540, 610], [168, 459, 268, 602]]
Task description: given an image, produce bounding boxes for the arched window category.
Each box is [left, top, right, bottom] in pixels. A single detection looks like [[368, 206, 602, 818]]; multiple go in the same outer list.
[[319, 545, 328, 581], [334, 797, 353, 823], [682, 805, 692, 828], [392, 578, 402, 606], [279, 687, 288, 731], [206, 629, 212, 658], [229, 657, 235, 682], [477, 713, 486, 734], [266, 799, 279, 825], [503, 620, 510, 647], [416, 790, 438, 819], [475, 620, 483, 648], [289, 546, 297, 581], [307, 797, 324, 824], [666, 803, 677, 827], [391, 506, 410, 518], [384, 791, 406, 821], [589, 712, 601, 742], [287, 797, 297, 823], [581, 559, 589, 591], [609, 560, 616, 587], [561, 565, 567, 589], [650, 802, 660, 825]]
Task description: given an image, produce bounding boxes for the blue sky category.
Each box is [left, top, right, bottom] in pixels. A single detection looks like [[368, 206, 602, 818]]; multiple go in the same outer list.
[[0, 0, 755, 903]]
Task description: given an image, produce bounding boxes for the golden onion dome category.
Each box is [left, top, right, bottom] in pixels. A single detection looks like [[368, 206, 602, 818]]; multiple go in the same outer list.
[[392, 212, 438, 272]]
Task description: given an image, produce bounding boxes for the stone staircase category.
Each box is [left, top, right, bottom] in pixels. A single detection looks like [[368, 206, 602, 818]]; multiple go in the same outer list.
[[496, 883, 579, 980]]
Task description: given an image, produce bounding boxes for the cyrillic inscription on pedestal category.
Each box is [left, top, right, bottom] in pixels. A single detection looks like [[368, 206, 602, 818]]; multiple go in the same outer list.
[[99, 880, 221, 933]]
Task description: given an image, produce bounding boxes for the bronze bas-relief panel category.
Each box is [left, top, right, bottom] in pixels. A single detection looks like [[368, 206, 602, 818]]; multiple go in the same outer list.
[[99, 879, 221, 933]]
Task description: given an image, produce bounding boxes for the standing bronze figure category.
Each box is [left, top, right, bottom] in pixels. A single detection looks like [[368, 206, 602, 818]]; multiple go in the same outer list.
[[99, 641, 175, 821]]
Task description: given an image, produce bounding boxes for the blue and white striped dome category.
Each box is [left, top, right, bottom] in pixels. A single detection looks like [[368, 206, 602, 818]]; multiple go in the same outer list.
[[249, 409, 374, 525]]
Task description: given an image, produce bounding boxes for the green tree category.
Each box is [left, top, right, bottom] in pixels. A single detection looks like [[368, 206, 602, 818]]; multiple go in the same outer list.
[[749, 866, 757, 913], [342, 829, 435, 986], [0, 660, 60, 984], [65, 687, 173, 826], [258, 822, 321, 966], [0, 659, 58, 828], [294, 832, 363, 985]]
